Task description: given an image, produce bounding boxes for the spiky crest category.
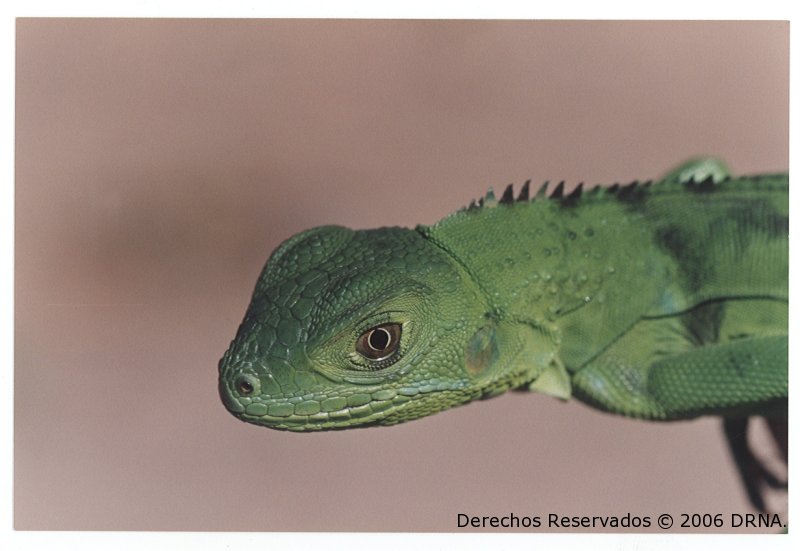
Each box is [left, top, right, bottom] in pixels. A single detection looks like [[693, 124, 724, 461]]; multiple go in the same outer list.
[[457, 172, 767, 214]]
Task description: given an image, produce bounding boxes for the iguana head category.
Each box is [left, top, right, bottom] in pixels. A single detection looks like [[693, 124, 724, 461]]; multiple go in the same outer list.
[[218, 225, 488, 431]]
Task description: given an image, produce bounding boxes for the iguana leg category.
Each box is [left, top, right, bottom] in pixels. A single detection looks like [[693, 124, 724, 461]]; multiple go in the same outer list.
[[657, 159, 787, 512], [572, 329, 787, 419], [766, 416, 788, 461], [571, 300, 787, 419], [571, 299, 787, 511], [722, 416, 787, 513]]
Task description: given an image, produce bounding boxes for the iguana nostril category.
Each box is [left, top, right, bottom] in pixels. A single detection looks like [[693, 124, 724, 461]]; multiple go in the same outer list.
[[235, 376, 256, 396]]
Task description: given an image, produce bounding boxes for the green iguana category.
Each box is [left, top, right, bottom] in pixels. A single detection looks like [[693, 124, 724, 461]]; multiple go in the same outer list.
[[219, 158, 788, 511]]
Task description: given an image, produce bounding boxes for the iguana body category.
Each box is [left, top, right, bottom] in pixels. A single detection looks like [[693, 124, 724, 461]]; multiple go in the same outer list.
[[219, 159, 787, 433]]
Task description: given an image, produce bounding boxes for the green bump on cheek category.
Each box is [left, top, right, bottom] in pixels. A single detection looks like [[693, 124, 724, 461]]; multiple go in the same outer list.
[[301, 276, 327, 297], [329, 409, 351, 421], [290, 297, 315, 319], [349, 404, 373, 418], [296, 269, 322, 285], [372, 389, 397, 401], [268, 403, 295, 417], [276, 317, 300, 345], [347, 393, 371, 407], [294, 371, 316, 388], [294, 400, 321, 415], [321, 397, 347, 412], [245, 403, 268, 416]]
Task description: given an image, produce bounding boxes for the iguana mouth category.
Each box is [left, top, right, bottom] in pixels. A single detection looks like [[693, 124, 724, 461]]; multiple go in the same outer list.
[[217, 388, 406, 431]]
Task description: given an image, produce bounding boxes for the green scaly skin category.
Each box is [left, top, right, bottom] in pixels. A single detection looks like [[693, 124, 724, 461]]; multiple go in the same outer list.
[[218, 159, 787, 433]]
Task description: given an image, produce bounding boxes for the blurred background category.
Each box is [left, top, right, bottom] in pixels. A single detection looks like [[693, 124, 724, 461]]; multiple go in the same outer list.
[[15, 19, 788, 531]]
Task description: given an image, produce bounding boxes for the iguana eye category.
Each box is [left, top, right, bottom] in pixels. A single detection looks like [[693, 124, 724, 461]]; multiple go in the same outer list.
[[356, 323, 402, 361]]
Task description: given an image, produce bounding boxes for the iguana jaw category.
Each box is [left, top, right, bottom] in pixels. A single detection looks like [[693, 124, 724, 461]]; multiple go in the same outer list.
[[218, 373, 478, 431]]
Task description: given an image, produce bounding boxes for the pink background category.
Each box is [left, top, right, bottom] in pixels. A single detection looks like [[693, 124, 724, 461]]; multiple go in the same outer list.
[[15, 19, 788, 531]]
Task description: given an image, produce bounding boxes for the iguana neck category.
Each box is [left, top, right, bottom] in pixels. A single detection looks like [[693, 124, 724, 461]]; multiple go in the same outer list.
[[416, 173, 788, 369]]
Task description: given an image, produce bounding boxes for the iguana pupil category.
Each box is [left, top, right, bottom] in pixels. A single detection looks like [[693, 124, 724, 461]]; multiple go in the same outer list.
[[357, 323, 401, 360], [368, 328, 390, 350]]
